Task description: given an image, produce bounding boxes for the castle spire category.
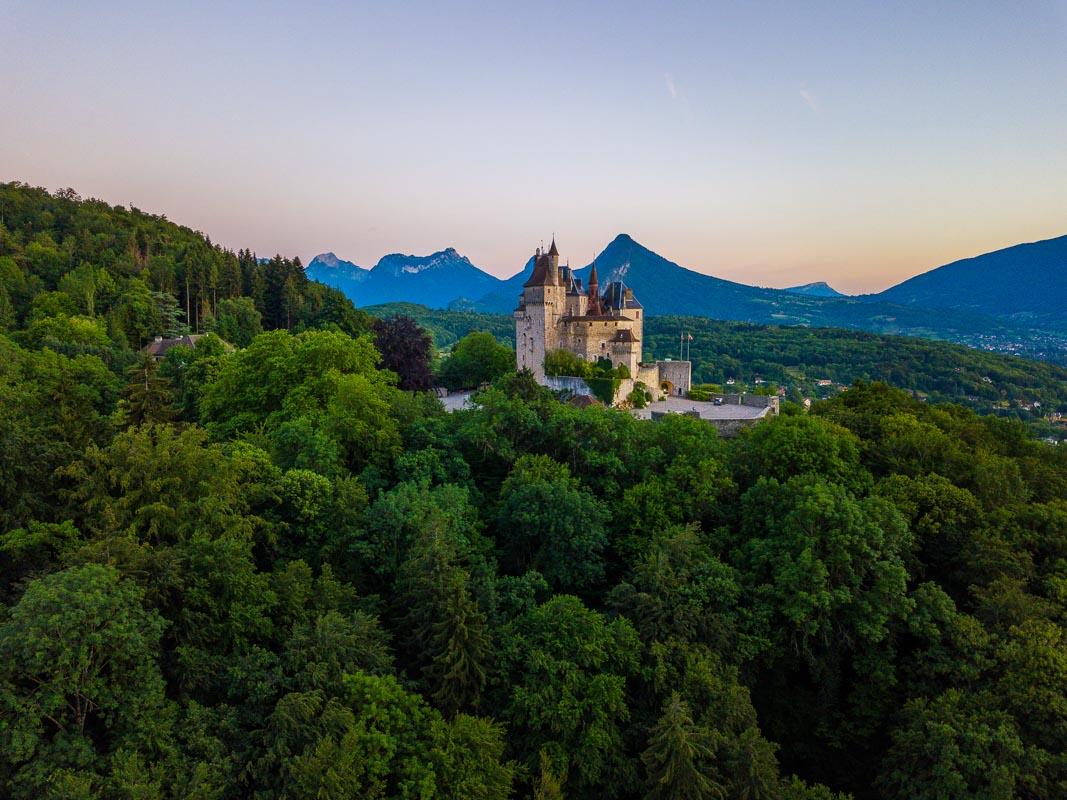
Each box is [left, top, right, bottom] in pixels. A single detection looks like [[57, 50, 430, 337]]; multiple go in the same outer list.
[[586, 259, 601, 315], [547, 236, 559, 257]]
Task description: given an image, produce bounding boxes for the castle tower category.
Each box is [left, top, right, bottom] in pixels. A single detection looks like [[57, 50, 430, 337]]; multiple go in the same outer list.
[[514, 240, 567, 381], [586, 261, 602, 315], [547, 237, 560, 279]]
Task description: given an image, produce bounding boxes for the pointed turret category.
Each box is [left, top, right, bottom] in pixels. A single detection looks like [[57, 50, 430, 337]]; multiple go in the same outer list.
[[546, 236, 560, 283], [586, 260, 602, 315]]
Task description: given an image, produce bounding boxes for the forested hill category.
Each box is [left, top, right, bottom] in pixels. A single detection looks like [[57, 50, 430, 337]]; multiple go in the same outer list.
[[0, 181, 371, 356], [2, 184, 1067, 799], [367, 302, 1067, 435]]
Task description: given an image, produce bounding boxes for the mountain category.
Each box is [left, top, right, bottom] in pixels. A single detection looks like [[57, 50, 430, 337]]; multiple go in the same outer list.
[[306, 234, 1067, 364], [306, 247, 503, 308], [785, 281, 845, 298], [869, 234, 1067, 325], [305, 252, 370, 297], [308, 251, 370, 280], [480, 234, 1066, 363], [460, 256, 534, 313]]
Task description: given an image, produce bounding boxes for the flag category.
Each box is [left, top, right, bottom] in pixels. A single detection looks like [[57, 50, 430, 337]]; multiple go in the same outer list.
[[687, 333, 693, 341]]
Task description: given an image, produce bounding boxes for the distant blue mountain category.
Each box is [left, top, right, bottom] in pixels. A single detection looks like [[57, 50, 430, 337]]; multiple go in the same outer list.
[[461, 256, 534, 312], [306, 251, 370, 287], [785, 281, 845, 298], [476, 234, 1061, 355], [306, 248, 503, 308], [868, 234, 1067, 324]]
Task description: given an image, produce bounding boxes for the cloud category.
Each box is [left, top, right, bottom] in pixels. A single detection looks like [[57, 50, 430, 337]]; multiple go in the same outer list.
[[664, 72, 678, 100], [799, 87, 819, 112]]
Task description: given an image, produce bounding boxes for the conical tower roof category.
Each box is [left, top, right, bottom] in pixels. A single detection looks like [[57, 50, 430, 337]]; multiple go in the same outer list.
[[586, 260, 602, 314]]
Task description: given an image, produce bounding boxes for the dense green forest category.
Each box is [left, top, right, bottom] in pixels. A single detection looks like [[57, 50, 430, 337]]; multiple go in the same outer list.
[[2, 185, 1066, 799], [368, 302, 1067, 437]]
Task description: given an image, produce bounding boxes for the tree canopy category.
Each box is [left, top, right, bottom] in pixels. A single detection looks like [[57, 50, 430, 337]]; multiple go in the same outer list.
[[2, 184, 1066, 799]]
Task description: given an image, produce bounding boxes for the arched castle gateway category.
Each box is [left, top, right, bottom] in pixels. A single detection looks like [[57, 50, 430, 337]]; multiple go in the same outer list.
[[514, 238, 691, 404]]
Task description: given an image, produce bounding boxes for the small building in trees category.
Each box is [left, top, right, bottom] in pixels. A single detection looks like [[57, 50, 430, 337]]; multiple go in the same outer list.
[[143, 334, 232, 361], [143, 334, 207, 361]]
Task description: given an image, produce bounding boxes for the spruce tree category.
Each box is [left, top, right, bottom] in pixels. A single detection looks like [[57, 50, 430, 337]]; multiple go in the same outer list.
[[152, 290, 189, 338], [534, 749, 566, 800], [427, 568, 490, 715], [0, 285, 14, 330], [122, 354, 176, 426], [399, 533, 490, 716], [642, 693, 724, 800]]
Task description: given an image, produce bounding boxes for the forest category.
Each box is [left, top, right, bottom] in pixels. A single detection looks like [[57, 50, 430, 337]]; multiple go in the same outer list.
[[1, 183, 1066, 799]]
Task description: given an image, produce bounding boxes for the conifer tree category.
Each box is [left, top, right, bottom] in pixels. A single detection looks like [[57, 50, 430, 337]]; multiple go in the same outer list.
[[427, 568, 491, 715], [0, 285, 14, 330], [122, 354, 176, 425], [642, 693, 724, 800], [153, 290, 189, 338], [534, 749, 566, 800], [399, 533, 490, 716]]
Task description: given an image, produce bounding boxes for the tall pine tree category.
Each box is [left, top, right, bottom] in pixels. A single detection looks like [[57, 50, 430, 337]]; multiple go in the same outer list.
[[642, 693, 724, 800], [426, 568, 490, 715], [122, 354, 176, 426], [398, 532, 490, 716]]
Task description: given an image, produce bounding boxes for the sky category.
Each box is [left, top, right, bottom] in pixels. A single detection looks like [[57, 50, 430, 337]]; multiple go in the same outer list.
[[2, 1, 1066, 294]]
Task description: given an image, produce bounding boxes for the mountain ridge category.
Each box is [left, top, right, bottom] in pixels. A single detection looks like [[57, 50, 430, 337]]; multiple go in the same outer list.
[[307, 233, 1067, 364], [306, 247, 503, 308], [866, 234, 1067, 322]]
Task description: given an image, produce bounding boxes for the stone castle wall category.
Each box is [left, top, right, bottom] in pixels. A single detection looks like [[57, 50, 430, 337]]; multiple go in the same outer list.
[[655, 360, 692, 396]]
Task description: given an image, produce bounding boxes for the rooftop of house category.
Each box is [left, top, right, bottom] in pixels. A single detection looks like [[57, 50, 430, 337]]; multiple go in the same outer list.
[[143, 334, 205, 358], [143, 333, 233, 358]]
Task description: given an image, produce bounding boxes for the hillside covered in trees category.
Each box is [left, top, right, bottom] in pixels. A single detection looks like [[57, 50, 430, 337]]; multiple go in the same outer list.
[[1, 185, 1066, 799]]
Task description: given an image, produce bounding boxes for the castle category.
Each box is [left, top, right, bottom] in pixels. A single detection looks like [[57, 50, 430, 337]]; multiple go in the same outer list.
[[514, 238, 691, 403]]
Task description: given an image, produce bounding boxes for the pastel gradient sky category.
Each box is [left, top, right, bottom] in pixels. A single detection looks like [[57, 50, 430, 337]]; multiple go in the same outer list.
[[3, 1, 1066, 293]]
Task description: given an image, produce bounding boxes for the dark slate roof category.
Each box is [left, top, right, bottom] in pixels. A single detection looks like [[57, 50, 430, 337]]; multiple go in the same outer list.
[[602, 280, 643, 311], [611, 329, 638, 343], [560, 266, 584, 295], [143, 334, 204, 357], [143, 334, 233, 358], [547, 238, 559, 256]]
